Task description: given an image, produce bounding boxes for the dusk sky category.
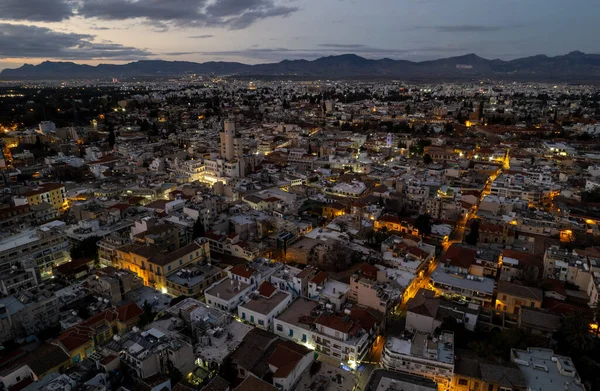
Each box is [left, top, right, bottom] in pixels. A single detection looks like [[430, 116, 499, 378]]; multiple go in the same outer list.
[[0, 0, 598, 70]]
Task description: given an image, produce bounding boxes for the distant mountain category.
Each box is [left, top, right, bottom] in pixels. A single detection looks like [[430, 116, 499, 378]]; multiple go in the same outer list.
[[2, 51, 600, 81]]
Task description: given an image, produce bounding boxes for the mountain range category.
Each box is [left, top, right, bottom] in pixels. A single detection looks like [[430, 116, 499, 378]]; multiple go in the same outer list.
[[2, 51, 600, 82]]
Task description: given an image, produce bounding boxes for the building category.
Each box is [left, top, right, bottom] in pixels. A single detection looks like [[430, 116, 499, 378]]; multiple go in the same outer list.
[[238, 281, 293, 331], [0, 289, 60, 343], [381, 331, 454, 389], [0, 343, 71, 390], [106, 327, 194, 380], [364, 369, 438, 391], [20, 183, 66, 210], [406, 289, 479, 333], [54, 302, 143, 363], [166, 263, 225, 297], [430, 244, 495, 306], [115, 238, 210, 292], [205, 277, 255, 312], [495, 281, 543, 314], [511, 348, 585, 391], [268, 340, 314, 391], [0, 221, 70, 278], [220, 119, 243, 160], [452, 351, 527, 391], [205, 232, 260, 261]]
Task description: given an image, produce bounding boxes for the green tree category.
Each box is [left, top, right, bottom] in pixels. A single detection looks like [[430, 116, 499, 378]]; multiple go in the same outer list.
[[414, 214, 432, 236], [465, 219, 479, 245], [423, 154, 433, 165], [192, 218, 205, 239], [560, 310, 595, 355], [138, 300, 156, 327], [70, 235, 100, 262], [108, 127, 116, 148]]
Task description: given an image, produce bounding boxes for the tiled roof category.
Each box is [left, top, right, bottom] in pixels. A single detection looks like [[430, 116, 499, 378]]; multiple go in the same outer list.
[[230, 265, 255, 279], [258, 281, 277, 298], [268, 341, 311, 378]]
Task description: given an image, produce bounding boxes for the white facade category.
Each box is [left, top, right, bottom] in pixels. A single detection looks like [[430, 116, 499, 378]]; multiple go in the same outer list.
[[238, 291, 293, 331]]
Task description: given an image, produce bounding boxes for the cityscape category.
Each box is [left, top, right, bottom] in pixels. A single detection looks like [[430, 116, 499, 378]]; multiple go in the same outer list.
[[0, 2, 600, 391]]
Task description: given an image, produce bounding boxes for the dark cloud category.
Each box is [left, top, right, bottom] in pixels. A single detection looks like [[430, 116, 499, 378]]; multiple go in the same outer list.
[[76, 0, 298, 30], [319, 44, 368, 49], [0, 23, 151, 60], [0, 0, 73, 22], [432, 24, 522, 33]]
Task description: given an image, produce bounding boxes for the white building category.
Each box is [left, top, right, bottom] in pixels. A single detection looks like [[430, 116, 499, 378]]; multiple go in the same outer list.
[[238, 281, 293, 331], [205, 277, 255, 312], [381, 331, 455, 389]]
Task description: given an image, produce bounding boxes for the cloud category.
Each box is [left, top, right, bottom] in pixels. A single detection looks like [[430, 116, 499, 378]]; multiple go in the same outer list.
[[431, 24, 523, 33], [0, 23, 152, 60], [0, 0, 74, 22], [318, 44, 368, 49], [76, 0, 299, 30], [189, 34, 214, 39]]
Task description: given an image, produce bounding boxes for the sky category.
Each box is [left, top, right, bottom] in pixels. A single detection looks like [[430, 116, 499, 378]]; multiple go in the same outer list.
[[0, 0, 598, 70]]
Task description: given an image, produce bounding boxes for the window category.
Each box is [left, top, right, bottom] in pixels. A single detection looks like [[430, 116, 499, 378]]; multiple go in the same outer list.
[[258, 319, 264, 326], [179, 259, 183, 265], [289, 329, 294, 337], [457, 379, 468, 386], [302, 334, 307, 342], [502, 295, 507, 300], [168, 265, 171, 271], [250, 315, 254, 322], [276, 324, 283, 332]]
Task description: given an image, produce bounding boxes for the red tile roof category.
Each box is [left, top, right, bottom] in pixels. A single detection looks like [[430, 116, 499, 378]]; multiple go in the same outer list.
[[310, 271, 328, 285], [117, 302, 143, 323], [440, 244, 477, 270], [268, 341, 311, 378], [258, 281, 277, 298], [230, 265, 255, 279]]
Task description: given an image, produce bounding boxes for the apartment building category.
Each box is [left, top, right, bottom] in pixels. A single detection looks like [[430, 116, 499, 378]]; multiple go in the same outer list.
[[116, 238, 210, 292], [238, 281, 293, 331], [381, 331, 455, 389], [20, 183, 66, 210], [166, 263, 225, 297], [107, 327, 194, 379], [0, 289, 60, 343], [0, 220, 70, 278], [495, 281, 543, 314]]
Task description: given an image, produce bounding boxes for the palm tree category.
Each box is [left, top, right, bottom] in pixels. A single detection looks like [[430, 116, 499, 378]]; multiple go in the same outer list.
[[560, 310, 595, 355]]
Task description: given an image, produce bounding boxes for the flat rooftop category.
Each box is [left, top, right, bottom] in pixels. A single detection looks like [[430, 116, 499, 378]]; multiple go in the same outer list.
[[294, 362, 354, 391], [366, 369, 437, 391], [0, 230, 38, 253], [240, 291, 291, 315], [275, 298, 319, 328], [205, 278, 251, 301], [431, 266, 495, 294], [166, 264, 223, 287], [512, 348, 584, 391], [195, 319, 253, 365]]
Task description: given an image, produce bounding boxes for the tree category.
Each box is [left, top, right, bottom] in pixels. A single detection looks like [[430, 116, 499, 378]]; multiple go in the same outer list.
[[559, 310, 595, 355], [337, 220, 348, 233], [70, 235, 100, 262], [465, 219, 480, 245], [138, 300, 156, 327], [414, 214, 432, 236], [192, 218, 205, 239], [108, 127, 116, 148], [423, 154, 433, 165]]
